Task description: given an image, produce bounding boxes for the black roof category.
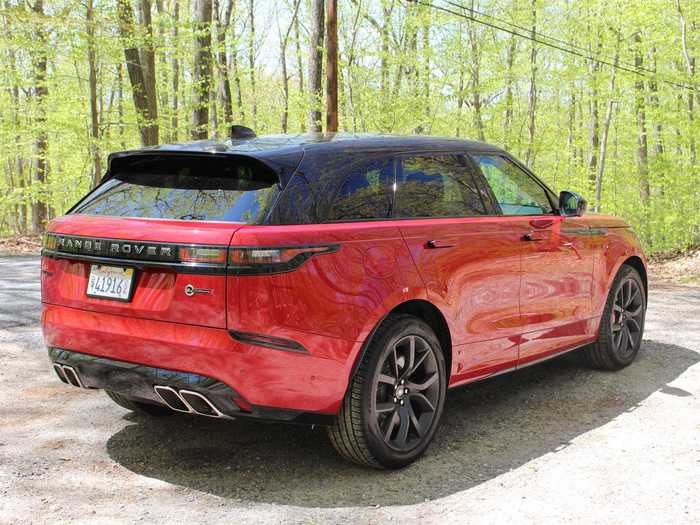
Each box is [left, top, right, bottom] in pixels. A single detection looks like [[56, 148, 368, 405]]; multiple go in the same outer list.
[[110, 133, 502, 160], [105, 133, 505, 181]]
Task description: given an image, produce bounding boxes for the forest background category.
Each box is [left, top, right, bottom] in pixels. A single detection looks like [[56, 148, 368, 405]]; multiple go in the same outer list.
[[1, 0, 699, 253]]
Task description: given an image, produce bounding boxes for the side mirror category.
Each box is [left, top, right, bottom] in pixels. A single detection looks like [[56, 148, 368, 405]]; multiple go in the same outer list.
[[559, 191, 587, 217]]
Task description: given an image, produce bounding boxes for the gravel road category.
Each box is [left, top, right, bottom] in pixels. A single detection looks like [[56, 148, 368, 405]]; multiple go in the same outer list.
[[1, 256, 699, 524]]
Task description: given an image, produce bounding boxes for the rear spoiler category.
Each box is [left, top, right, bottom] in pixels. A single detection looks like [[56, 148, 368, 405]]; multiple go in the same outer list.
[[64, 149, 303, 215], [103, 149, 304, 186]]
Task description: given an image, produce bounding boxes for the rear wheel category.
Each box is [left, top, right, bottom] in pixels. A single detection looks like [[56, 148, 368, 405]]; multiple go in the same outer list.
[[328, 314, 447, 469], [105, 390, 173, 417], [584, 265, 646, 370]]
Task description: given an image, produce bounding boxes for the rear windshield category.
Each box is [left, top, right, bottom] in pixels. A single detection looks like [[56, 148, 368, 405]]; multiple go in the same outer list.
[[72, 155, 280, 223]]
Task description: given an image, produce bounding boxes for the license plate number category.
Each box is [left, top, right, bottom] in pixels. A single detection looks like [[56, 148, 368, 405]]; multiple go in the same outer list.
[[86, 265, 135, 301]]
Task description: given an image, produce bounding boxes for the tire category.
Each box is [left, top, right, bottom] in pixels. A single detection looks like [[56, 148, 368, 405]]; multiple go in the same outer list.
[[584, 264, 646, 370], [105, 390, 173, 417], [328, 314, 447, 469]]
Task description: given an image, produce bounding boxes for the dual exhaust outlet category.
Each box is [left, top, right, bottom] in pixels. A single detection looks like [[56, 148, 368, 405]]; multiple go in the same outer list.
[[53, 363, 85, 388], [53, 363, 229, 419], [153, 385, 231, 419]]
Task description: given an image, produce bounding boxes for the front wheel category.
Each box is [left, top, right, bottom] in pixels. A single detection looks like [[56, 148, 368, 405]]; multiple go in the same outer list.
[[328, 314, 447, 469], [584, 264, 646, 370]]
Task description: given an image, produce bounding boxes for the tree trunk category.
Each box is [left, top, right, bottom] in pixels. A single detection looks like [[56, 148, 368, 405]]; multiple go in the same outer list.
[[154, 0, 170, 132], [594, 39, 620, 212], [139, 1, 159, 138], [191, 0, 213, 139], [232, 43, 245, 122], [587, 61, 600, 193], [503, 34, 516, 149], [677, 0, 700, 107], [634, 32, 650, 204], [171, 0, 180, 142], [308, 0, 325, 132], [648, 46, 664, 156], [524, 0, 537, 167], [293, 9, 305, 131], [421, 11, 430, 132], [3, 1, 27, 232], [30, 0, 49, 233], [325, 0, 338, 132], [86, 0, 102, 188], [467, 0, 484, 141], [117, 63, 127, 149], [279, 0, 302, 133], [676, 1, 696, 162], [380, 1, 391, 99], [116, 0, 159, 145], [213, 0, 234, 129], [567, 88, 576, 164], [248, 0, 257, 129], [407, 2, 419, 102], [455, 20, 465, 137]]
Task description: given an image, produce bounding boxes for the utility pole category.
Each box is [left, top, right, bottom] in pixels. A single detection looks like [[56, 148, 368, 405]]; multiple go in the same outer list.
[[325, 0, 338, 132]]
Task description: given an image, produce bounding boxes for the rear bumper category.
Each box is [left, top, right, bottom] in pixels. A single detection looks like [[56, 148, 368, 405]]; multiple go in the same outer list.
[[42, 303, 361, 422], [49, 347, 334, 425]]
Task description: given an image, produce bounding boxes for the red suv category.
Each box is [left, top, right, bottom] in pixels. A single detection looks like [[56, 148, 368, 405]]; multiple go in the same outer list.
[[42, 133, 647, 469]]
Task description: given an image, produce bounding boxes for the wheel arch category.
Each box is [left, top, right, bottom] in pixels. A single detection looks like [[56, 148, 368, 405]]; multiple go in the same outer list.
[[348, 299, 453, 383], [623, 255, 648, 298]]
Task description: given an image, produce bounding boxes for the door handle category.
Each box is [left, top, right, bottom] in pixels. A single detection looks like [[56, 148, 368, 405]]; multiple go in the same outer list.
[[522, 231, 547, 242], [425, 239, 455, 249]]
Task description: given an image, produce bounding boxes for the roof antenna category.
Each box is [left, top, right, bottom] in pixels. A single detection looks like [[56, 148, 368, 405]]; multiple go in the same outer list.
[[230, 125, 256, 140]]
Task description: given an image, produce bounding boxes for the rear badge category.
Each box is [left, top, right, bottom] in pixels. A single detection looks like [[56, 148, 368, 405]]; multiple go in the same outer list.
[[184, 284, 212, 297]]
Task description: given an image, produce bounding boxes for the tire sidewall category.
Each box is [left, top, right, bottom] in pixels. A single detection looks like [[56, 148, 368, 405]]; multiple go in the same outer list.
[[604, 266, 646, 367], [361, 316, 447, 468]]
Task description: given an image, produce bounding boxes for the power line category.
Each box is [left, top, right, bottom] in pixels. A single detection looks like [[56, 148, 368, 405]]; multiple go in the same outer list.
[[440, 0, 662, 77], [404, 0, 699, 93], [442, 0, 596, 57]]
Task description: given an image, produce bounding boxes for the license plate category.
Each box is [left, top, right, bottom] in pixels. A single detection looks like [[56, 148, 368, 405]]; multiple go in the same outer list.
[[86, 265, 135, 301]]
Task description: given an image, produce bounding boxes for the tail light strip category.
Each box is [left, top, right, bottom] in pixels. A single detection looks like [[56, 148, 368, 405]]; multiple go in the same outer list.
[[42, 233, 339, 276], [228, 244, 340, 275]]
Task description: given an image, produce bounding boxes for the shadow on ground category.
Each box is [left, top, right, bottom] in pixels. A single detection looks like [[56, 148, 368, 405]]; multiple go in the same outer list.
[[106, 340, 698, 508]]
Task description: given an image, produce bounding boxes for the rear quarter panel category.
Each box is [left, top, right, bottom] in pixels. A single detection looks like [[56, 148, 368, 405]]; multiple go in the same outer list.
[[227, 222, 426, 358]]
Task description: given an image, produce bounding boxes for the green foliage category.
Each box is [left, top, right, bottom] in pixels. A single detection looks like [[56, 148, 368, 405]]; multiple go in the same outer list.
[[1, 0, 699, 252]]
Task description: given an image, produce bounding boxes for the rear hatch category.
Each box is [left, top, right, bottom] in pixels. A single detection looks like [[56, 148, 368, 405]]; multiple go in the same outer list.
[[41, 152, 293, 329]]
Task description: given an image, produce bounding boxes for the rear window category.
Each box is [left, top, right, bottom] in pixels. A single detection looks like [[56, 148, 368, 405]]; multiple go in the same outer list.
[[72, 155, 280, 223]]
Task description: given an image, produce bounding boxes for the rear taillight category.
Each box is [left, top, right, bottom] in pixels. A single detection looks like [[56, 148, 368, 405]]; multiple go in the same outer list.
[[42, 233, 57, 250], [179, 246, 228, 264], [228, 245, 339, 275]]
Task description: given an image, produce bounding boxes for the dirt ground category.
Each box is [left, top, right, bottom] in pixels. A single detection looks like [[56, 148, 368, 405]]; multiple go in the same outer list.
[[1, 256, 699, 524]]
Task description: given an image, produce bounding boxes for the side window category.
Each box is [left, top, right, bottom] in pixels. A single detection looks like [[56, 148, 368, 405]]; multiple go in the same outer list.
[[270, 152, 394, 224], [472, 155, 553, 215], [327, 160, 394, 221], [396, 155, 487, 218]]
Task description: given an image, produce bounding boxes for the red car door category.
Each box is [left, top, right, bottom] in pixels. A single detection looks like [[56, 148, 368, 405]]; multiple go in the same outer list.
[[470, 154, 596, 365], [395, 153, 522, 385]]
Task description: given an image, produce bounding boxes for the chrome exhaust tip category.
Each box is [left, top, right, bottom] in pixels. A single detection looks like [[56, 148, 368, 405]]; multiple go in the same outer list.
[[153, 385, 193, 413], [53, 364, 84, 388], [53, 363, 69, 384], [153, 386, 227, 418], [179, 389, 225, 418]]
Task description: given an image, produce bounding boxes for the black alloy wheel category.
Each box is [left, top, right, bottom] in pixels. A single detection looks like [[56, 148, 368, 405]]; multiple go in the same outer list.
[[371, 334, 441, 452], [585, 264, 646, 370], [610, 276, 645, 359], [328, 314, 447, 469]]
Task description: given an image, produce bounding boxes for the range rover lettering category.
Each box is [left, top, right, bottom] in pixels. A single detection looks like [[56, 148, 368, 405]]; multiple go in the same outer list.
[[41, 131, 648, 469]]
